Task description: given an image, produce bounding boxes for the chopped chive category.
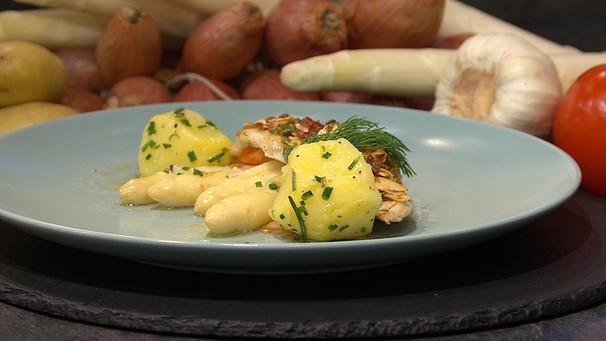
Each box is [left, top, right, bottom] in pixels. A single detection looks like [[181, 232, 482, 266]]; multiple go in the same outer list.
[[314, 175, 326, 187], [193, 169, 204, 176], [321, 151, 332, 159], [187, 150, 197, 162], [361, 227, 367, 233], [301, 190, 313, 201], [146, 121, 156, 136], [173, 108, 185, 117], [145, 153, 152, 160], [328, 224, 338, 231], [141, 140, 151, 152], [182, 166, 191, 170], [348, 155, 361, 170], [268, 182, 279, 190], [207, 147, 228, 163], [321, 186, 333, 200], [291, 169, 296, 191], [180, 119, 191, 127], [279, 213, 285, 220], [255, 181, 263, 188], [288, 196, 307, 240], [162, 143, 172, 148], [338, 224, 350, 232]]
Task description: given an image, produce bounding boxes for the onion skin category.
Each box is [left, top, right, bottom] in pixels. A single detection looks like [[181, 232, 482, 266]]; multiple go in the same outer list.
[[321, 91, 375, 104], [61, 87, 104, 113], [241, 69, 321, 100], [180, 1, 266, 81], [55, 48, 107, 93], [95, 5, 163, 86], [432, 33, 476, 49], [264, 0, 347, 66], [105, 76, 171, 108], [343, 0, 445, 48], [174, 80, 241, 101]]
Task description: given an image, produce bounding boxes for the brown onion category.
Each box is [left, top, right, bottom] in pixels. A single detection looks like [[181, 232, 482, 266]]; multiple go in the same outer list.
[[241, 69, 321, 100], [61, 87, 104, 113], [55, 48, 107, 93], [95, 5, 163, 85], [343, 0, 445, 48], [180, 1, 266, 81], [104, 76, 171, 108], [264, 0, 347, 66]]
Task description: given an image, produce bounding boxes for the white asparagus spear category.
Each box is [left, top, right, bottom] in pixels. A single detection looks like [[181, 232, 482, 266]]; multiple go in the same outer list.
[[280, 48, 454, 98], [13, 0, 205, 39], [439, 0, 580, 55], [280, 48, 606, 97], [0, 9, 106, 48], [167, 0, 279, 16]]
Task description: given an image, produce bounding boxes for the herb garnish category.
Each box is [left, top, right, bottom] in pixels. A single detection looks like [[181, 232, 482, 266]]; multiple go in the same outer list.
[[187, 151, 197, 162], [207, 147, 228, 163], [284, 117, 415, 177], [288, 195, 307, 240]]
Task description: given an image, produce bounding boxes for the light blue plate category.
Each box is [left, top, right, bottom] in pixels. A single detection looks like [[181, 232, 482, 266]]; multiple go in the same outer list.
[[0, 101, 580, 273]]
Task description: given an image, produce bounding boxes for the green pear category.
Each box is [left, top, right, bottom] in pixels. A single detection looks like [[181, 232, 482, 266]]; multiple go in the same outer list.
[[0, 40, 69, 107]]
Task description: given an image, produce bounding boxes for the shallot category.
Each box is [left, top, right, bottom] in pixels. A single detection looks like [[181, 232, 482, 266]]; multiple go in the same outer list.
[[343, 0, 445, 48], [95, 5, 163, 86], [55, 48, 107, 93], [264, 0, 347, 66], [104, 76, 171, 108], [180, 1, 266, 81], [241, 69, 321, 100], [61, 87, 104, 113]]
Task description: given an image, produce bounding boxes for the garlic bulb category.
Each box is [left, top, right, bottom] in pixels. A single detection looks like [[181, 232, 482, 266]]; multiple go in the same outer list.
[[432, 33, 561, 137]]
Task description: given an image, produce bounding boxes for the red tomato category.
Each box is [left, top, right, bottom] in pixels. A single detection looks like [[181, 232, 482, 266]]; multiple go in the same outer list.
[[553, 64, 606, 198]]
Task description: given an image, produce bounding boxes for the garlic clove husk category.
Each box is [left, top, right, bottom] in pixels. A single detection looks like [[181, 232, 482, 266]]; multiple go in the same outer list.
[[432, 33, 562, 137]]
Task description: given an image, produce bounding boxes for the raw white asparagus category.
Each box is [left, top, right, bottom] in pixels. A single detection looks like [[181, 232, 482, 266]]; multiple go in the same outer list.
[[439, 0, 580, 54], [167, 0, 279, 16], [280, 48, 454, 98], [14, 0, 205, 39], [0, 9, 106, 48], [280, 48, 606, 97]]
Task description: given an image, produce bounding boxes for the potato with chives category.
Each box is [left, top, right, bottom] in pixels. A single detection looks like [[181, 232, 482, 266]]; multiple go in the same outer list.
[[269, 138, 382, 241], [138, 108, 233, 177]]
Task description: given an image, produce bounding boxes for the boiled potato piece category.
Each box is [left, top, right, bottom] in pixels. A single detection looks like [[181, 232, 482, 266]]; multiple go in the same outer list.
[[269, 138, 381, 241], [138, 108, 233, 176], [0, 101, 77, 136]]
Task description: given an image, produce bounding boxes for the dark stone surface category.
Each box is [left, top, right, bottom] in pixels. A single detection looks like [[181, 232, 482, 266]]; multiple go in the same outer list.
[[0, 190, 605, 339]]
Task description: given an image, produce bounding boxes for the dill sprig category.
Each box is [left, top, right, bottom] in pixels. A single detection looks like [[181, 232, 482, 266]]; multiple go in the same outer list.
[[285, 116, 415, 177]]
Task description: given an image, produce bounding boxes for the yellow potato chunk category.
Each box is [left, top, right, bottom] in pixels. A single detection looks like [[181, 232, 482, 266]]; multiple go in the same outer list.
[[270, 138, 381, 241], [138, 108, 233, 176]]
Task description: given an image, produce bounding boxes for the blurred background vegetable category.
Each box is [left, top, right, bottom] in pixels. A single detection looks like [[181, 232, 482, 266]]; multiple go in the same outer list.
[[95, 5, 163, 86], [264, 0, 347, 66], [553, 64, 606, 198], [343, 0, 444, 49]]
